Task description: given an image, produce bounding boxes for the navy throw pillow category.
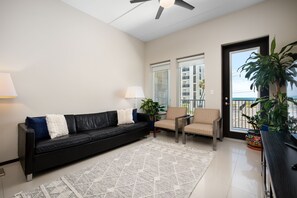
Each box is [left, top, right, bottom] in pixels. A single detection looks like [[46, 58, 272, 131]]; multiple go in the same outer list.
[[133, 109, 138, 123], [25, 116, 50, 140]]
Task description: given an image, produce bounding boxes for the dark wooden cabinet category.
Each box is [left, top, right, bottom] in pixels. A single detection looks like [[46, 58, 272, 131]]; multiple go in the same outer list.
[[261, 131, 297, 198]]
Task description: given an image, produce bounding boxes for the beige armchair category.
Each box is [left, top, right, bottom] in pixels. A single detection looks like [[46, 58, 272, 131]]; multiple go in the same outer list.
[[154, 107, 187, 142], [182, 108, 222, 150]]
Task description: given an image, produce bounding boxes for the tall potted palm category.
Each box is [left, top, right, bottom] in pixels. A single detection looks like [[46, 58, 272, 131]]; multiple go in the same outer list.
[[238, 38, 297, 132]]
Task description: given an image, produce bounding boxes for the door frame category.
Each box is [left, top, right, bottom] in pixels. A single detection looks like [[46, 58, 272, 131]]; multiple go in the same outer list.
[[221, 36, 269, 139]]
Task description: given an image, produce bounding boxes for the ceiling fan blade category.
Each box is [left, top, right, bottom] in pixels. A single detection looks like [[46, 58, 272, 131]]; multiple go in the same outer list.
[[155, 6, 164, 19], [174, 0, 195, 10], [130, 0, 151, 3]]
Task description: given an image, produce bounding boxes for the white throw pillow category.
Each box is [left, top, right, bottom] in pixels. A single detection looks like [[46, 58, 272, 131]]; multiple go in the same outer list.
[[46, 114, 69, 139], [117, 109, 134, 125]]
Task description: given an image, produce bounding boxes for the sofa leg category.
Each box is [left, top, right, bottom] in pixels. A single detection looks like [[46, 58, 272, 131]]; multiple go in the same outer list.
[[26, 174, 32, 182]]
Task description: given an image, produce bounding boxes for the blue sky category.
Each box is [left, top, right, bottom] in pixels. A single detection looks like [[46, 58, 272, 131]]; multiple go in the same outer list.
[[231, 48, 297, 99], [231, 48, 258, 98]]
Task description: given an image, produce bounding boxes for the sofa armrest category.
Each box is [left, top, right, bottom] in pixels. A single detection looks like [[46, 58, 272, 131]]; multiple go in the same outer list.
[[137, 113, 150, 122], [18, 123, 35, 177]]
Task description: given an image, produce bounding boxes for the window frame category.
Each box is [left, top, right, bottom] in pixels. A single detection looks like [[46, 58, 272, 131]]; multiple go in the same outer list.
[[177, 54, 205, 109], [151, 61, 171, 108]]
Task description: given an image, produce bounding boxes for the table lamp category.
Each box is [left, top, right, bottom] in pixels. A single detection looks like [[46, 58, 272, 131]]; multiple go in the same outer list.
[[0, 73, 17, 98], [125, 86, 145, 109]]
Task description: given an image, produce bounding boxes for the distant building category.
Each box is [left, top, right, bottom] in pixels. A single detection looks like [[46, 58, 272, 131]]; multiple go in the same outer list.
[[180, 65, 205, 102]]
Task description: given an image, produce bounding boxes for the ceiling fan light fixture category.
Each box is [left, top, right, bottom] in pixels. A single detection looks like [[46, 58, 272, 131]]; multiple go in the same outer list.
[[160, 0, 175, 8]]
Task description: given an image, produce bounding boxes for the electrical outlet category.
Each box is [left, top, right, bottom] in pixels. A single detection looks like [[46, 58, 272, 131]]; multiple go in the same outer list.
[[0, 168, 5, 177]]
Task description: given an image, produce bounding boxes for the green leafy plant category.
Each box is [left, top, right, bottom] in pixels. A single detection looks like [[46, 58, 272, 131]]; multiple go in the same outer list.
[[250, 93, 297, 132], [242, 114, 262, 132], [140, 98, 165, 121], [238, 38, 297, 95], [238, 38, 297, 132]]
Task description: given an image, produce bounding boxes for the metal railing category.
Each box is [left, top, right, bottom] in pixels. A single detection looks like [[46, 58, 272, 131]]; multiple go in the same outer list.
[[232, 98, 258, 130], [288, 100, 297, 118], [180, 99, 205, 115], [180, 98, 297, 130]]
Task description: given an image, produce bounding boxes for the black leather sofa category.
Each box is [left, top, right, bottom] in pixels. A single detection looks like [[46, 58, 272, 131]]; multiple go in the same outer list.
[[18, 110, 150, 181]]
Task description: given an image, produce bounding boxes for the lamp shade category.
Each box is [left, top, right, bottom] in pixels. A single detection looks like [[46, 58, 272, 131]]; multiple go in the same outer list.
[[0, 73, 17, 98], [125, 86, 145, 99]]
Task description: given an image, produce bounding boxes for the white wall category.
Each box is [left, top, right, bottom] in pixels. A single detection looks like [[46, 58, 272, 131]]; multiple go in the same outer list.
[[0, 0, 145, 163], [144, 0, 297, 109]]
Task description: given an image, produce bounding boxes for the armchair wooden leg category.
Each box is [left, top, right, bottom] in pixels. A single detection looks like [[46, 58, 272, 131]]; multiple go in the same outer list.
[[175, 129, 179, 143], [154, 127, 157, 138], [182, 128, 186, 144], [213, 125, 218, 151], [213, 135, 217, 151]]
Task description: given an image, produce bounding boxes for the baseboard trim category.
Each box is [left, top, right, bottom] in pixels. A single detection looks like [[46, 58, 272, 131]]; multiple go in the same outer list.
[[0, 158, 19, 166]]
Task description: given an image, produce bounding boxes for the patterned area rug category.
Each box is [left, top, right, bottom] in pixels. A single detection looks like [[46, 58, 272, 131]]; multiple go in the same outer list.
[[14, 139, 214, 198]]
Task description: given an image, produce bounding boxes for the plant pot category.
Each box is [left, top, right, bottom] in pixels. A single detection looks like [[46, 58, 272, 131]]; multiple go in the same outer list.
[[149, 120, 155, 131], [246, 129, 262, 151]]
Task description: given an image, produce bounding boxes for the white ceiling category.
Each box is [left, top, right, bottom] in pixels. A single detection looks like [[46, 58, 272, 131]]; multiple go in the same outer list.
[[61, 0, 266, 42]]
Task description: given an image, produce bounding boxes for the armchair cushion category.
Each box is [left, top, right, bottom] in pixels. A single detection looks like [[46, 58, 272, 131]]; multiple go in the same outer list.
[[166, 107, 187, 120], [155, 120, 175, 131], [193, 108, 219, 124], [184, 123, 213, 136]]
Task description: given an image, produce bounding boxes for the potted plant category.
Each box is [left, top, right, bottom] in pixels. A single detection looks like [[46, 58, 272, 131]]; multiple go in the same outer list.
[[140, 98, 165, 130], [242, 109, 267, 150], [238, 38, 297, 132]]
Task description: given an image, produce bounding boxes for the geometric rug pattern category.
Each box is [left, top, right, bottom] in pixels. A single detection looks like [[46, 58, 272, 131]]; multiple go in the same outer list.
[[14, 139, 214, 198]]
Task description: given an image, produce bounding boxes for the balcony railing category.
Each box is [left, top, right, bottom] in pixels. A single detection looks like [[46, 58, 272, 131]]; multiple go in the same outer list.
[[180, 98, 297, 130], [288, 100, 297, 118], [180, 99, 205, 115], [232, 98, 258, 130]]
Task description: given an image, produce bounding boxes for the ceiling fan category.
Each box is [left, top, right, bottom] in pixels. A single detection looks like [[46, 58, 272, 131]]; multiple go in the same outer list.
[[130, 0, 195, 19]]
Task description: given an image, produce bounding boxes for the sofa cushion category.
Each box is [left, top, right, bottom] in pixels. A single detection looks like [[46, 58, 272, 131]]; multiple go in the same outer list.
[[35, 133, 91, 154], [118, 122, 149, 132], [117, 109, 134, 125], [106, 111, 118, 127], [132, 109, 138, 123], [46, 114, 69, 139], [64, 115, 76, 134], [82, 127, 127, 141], [107, 109, 138, 126], [25, 116, 50, 140], [75, 112, 109, 132]]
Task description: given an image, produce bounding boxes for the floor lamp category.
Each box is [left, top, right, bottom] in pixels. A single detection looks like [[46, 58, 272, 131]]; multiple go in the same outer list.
[[125, 86, 145, 109], [0, 73, 17, 198]]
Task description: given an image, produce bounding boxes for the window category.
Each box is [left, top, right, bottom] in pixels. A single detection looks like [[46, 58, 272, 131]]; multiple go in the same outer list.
[[151, 61, 170, 108], [177, 54, 205, 114]]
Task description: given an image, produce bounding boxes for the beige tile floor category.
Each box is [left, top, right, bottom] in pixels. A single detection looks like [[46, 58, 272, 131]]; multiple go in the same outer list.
[[0, 131, 263, 198]]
